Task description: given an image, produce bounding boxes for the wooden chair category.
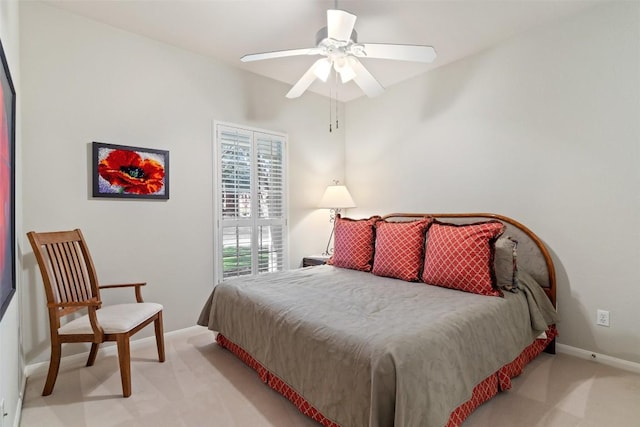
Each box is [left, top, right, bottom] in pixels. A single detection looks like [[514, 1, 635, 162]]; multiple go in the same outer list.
[[27, 229, 165, 397]]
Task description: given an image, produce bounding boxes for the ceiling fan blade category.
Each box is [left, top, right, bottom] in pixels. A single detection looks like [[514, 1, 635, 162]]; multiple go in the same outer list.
[[241, 47, 322, 62], [327, 9, 356, 41], [358, 43, 437, 63], [349, 57, 384, 97], [285, 59, 327, 98]]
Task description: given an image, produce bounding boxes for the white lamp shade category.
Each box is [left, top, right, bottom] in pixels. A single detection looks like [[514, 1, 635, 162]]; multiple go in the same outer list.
[[318, 185, 356, 209]]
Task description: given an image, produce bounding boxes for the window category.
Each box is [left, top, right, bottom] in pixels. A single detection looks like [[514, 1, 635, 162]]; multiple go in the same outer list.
[[214, 122, 287, 283]]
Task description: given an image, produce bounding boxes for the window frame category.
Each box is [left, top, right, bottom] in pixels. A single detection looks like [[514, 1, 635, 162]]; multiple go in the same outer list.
[[213, 121, 289, 284]]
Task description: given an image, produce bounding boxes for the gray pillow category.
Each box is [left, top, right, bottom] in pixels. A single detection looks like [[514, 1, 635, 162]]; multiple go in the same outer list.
[[494, 236, 518, 292]]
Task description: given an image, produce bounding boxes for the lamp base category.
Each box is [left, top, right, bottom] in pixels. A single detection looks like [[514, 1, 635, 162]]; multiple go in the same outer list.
[[322, 208, 341, 256]]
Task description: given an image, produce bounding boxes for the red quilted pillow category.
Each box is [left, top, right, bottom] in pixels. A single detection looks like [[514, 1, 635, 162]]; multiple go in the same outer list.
[[422, 221, 505, 296], [372, 218, 432, 281], [328, 215, 381, 272]]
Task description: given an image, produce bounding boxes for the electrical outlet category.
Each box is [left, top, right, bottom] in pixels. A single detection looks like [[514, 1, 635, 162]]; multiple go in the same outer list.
[[597, 309, 610, 327]]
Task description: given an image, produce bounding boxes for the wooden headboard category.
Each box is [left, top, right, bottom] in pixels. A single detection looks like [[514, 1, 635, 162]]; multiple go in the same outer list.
[[382, 213, 556, 308]]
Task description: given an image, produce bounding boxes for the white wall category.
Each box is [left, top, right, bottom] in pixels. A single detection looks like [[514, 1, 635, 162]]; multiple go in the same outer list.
[[0, 1, 22, 425], [19, 1, 345, 365], [345, 2, 640, 363]]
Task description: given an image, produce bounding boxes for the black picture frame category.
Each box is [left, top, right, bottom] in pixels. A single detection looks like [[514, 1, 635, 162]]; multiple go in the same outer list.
[[92, 142, 170, 200], [0, 36, 16, 322]]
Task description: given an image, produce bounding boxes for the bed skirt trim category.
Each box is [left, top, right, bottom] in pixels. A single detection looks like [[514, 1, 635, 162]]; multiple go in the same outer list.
[[446, 325, 557, 426], [216, 333, 341, 427], [216, 325, 557, 427]]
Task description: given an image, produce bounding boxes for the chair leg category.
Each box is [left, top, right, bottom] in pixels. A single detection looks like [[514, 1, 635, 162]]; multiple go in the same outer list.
[[154, 311, 166, 363], [116, 334, 132, 398], [43, 342, 62, 396], [86, 343, 100, 367]]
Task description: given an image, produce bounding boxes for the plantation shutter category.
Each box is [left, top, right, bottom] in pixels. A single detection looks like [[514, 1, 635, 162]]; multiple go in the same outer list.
[[215, 123, 287, 282], [256, 132, 286, 273]]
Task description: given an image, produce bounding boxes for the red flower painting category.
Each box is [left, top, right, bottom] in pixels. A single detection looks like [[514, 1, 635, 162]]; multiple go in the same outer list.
[[98, 149, 165, 195], [93, 143, 169, 199]]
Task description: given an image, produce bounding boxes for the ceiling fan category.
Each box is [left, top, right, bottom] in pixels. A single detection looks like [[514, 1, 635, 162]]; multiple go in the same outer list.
[[241, 9, 437, 99]]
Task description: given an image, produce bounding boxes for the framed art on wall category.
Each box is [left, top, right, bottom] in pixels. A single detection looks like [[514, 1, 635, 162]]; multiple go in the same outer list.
[[92, 142, 170, 199], [0, 36, 16, 322]]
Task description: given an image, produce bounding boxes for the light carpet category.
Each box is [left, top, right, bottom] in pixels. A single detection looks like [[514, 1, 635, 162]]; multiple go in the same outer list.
[[20, 327, 640, 426]]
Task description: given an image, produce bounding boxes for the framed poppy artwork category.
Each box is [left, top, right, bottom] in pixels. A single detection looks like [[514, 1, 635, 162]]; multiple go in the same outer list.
[[0, 36, 16, 322], [92, 142, 170, 199]]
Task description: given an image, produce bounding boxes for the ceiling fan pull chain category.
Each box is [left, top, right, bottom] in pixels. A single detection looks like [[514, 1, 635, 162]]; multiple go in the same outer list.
[[336, 96, 339, 130], [329, 87, 333, 132], [335, 69, 339, 130]]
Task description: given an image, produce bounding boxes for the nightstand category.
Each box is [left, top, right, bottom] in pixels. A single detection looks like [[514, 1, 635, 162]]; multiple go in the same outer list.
[[302, 255, 330, 267]]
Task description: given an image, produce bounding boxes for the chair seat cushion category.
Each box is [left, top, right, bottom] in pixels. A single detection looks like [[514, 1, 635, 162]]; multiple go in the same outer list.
[[58, 302, 163, 335]]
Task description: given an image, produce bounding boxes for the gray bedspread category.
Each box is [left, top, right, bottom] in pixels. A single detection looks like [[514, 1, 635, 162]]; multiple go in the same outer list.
[[198, 265, 554, 427]]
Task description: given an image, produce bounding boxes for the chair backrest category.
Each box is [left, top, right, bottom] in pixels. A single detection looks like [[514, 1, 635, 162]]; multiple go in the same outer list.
[[27, 229, 102, 322]]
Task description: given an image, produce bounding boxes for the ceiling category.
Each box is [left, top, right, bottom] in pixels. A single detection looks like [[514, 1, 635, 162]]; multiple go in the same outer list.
[[44, 0, 603, 102]]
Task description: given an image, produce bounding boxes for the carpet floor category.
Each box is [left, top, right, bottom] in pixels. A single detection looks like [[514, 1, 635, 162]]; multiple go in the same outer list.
[[20, 327, 640, 426]]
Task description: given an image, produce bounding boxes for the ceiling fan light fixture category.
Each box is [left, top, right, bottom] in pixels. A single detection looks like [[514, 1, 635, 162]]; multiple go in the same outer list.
[[313, 58, 333, 82], [337, 63, 356, 83], [339, 69, 355, 83]]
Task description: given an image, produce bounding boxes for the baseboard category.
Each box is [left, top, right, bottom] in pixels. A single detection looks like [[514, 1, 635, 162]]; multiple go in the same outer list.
[[24, 325, 204, 378], [556, 344, 640, 374], [12, 371, 26, 427]]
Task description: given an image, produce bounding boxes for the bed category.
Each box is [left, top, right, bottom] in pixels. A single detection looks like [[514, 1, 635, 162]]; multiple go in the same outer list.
[[198, 213, 558, 427]]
